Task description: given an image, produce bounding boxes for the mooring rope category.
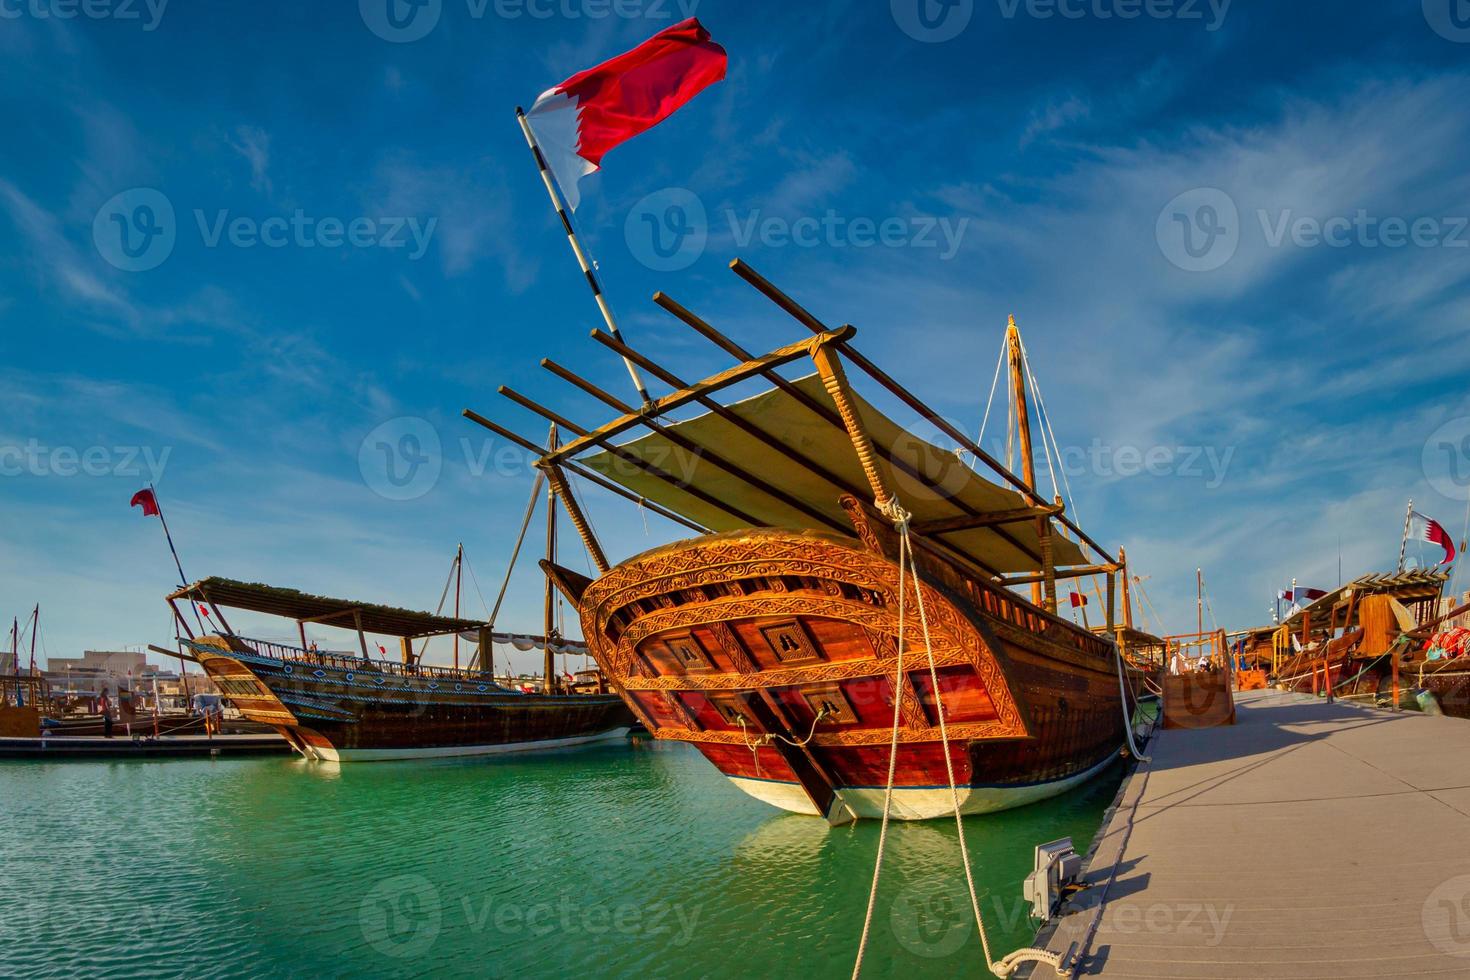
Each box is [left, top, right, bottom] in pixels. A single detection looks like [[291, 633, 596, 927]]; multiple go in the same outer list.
[[1112, 638, 1151, 763], [852, 500, 1072, 979]]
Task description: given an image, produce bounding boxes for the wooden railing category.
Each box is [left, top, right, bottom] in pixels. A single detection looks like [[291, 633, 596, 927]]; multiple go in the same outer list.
[[205, 636, 498, 682]]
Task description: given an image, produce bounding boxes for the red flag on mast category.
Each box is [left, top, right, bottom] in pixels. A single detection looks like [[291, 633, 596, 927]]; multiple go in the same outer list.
[[1410, 511, 1457, 565], [526, 17, 727, 209], [130, 488, 160, 517]]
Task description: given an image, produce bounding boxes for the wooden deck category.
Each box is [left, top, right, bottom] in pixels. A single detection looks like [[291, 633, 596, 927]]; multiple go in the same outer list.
[[1024, 689, 1470, 978], [0, 733, 289, 758]]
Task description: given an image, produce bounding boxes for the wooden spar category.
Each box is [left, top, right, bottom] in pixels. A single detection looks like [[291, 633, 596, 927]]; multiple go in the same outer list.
[[400, 637, 413, 665], [454, 543, 463, 671], [642, 299, 1051, 570], [809, 343, 894, 509], [575, 335, 875, 509], [460, 409, 709, 534], [1197, 568, 1204, 636], [298, 620, 309, 653], [195, 587, 235, 637], [545, 425, 559, 696], [729, 258, 1118, 567], [538, 357, 854, 536], [514, 107, 652, 407], [909, 504, 1064, 535], [999, 564, 1117, 587], [478, 627, 493, 680], [168, 599, 195, 641], [498, 385, 768, 527], [544, 324, 857, 464], [1119, 546, 1135, 630], [1106, 561, 1116, 633], [1007, 316, 1057, 613], [542, 462, 610, 574], [352, 610, 369, 659]]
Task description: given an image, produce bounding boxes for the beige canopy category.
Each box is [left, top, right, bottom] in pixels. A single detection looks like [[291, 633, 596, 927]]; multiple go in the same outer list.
[[579, 374, 1086, 574]]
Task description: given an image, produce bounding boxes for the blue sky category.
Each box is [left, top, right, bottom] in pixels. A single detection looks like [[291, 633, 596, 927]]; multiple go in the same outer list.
[[4, 0, 1470, 669]]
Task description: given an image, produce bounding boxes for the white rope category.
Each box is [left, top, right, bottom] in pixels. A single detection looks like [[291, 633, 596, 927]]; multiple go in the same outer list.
[[853, 498, 1072, 979], [852, 499, 912, 980], [971, 338, 1010, 462], [1112, 639, 1151, 763]]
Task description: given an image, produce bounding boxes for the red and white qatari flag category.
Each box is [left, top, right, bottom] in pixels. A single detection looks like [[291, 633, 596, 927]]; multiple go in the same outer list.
[[526, 17, 727, 210], [1410, 511, 1457, 565]]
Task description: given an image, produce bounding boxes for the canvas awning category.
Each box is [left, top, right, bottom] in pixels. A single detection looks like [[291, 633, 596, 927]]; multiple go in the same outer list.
[[579, 374, 1086, 574], [1282, 569, 1449, 631], [169, 578, 487, 638]]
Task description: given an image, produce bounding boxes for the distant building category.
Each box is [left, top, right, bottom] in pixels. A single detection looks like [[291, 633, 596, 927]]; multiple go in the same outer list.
[[43, 650, 217, 702]]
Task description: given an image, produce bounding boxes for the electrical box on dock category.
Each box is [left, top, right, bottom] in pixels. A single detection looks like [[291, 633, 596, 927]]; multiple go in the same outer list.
[[1022, 837, 1082, 921]]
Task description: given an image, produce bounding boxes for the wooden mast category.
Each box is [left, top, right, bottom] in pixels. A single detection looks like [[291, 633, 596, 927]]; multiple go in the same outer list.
[[545, 425, 559, 696], [1119, 546, 1135, 629], [1007, 316, 1057, 613], [453, 543, 463, 671], [1196, 568, 1204, 636]]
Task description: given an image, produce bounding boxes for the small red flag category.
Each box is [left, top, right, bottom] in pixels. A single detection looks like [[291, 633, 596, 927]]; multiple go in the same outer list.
[[1069, 592, 1088, 608], [130, 488, 160, 517], [198, 604, 210, 618]]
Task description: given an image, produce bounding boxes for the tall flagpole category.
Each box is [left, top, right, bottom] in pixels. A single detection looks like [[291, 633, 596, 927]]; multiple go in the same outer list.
[[1398, 498, 1414, 573], [516, 107, 654, 408], [29, 603, 38, 676], [149, 483, 190, 589]]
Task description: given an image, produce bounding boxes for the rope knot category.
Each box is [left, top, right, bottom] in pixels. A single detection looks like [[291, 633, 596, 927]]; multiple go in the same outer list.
[[877, 497, 911, 531]]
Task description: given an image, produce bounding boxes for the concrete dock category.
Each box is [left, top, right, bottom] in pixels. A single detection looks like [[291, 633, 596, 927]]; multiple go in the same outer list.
[[1026, 689, 1470, 978]]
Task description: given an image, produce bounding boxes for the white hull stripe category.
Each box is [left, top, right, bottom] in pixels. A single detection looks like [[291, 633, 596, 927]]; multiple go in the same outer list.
[[301, 728, 632, 763], [726, 749, 1120, 821]]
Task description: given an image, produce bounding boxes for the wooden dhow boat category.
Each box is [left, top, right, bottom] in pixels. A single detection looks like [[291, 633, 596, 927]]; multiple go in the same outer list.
[[1270, 570, 1448, 703], [468, 260, 1144, 823], [163, 578, 633, 762]]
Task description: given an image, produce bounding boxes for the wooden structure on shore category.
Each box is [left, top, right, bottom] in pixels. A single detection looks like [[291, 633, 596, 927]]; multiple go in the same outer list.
[[164, 578, 632, 762], [469, 259, 1143, 823]]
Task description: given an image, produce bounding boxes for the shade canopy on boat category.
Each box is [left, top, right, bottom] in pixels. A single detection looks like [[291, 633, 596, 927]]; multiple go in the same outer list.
[[1281, 569, 1450, 630], [579, 374, 1087, 574], [170, 577, 493, 639]]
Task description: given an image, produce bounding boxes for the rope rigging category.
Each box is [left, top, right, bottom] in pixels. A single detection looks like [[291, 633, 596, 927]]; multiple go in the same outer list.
[[851, 498, 1073, 980]]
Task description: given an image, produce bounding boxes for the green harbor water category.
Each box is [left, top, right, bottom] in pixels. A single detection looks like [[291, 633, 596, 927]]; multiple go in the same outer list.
[[0, 739, 1123, 979]]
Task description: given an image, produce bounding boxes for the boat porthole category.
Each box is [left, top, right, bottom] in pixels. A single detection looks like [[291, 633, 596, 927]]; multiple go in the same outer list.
[[345, 673, 355, 682], [283, 665, 293, 675], [454, 683, 463, 692]]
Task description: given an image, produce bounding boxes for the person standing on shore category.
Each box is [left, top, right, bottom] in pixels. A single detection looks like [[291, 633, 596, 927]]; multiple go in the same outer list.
[[100, 692, 113, 738]]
